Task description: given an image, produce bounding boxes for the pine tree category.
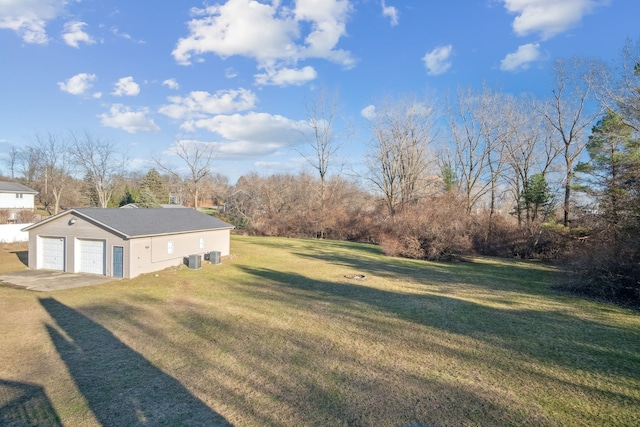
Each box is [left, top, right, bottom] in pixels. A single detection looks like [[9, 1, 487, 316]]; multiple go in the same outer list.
[[576, 109, 640, 231], [140, 168, 169, 204]]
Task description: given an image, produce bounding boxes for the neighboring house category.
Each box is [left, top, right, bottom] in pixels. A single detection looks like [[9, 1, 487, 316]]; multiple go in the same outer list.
[[22, 208, 234, 279], [0, 181, 38, 222]]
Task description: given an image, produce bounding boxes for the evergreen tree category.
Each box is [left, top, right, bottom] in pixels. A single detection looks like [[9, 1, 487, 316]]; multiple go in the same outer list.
[[576, 109, 640, 231], [520, 173, 554, 223], [118, 185, 139, 207], [136, 187, 161, 208], [140, 168, 169, 204]]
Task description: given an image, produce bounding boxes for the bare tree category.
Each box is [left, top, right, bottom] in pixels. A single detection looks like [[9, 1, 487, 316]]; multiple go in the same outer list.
[[365, 96, 437, 216], [5, 146, 19, 179], [502, 96, 561, 227], [447, 87, 492, 214], [17, 146, 41, 186], [594, 38, 640, 133], [71, 132, 125, 208], [297, 88, 346, 237], [540, 58, 602, 226], [156, 140, 214, 209], [34, 133, 75, 214]]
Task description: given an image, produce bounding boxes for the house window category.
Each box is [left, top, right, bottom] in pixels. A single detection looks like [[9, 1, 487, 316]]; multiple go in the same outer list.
[[168, 241, 174, 254], [199, 237, 205, 249], [16, 193, 23, 199]]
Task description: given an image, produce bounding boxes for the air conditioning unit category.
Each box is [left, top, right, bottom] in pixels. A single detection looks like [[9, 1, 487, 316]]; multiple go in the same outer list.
[[188, 254, 201, 269], [208, 251, 221, 265]]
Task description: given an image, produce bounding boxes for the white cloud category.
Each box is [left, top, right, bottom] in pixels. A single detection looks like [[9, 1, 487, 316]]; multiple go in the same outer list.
[[0, 0, 67, 44], [500, 43, 541, 71], [159, 88, 256, 120], [180, 112, 304, 153], [382, 1, 399, 26], [62, 21, 95, 48], [255, 66, 318, 86], [112, 76, 140, 96], [361, 104, 376, 120], [58, 73, 96, 96], [99, 104, 160, 133], [171, 114, 301, 158], [162, 78, 180, 90], [172, 0, 354, 85], [502, 0, 607, 40], [423, 45, 453, 76]]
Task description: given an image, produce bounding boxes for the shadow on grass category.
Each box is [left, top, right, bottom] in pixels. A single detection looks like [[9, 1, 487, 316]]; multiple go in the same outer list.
[[238, 266, 640, 384], [40, 297, 232, 426], [0, 379, 62, 426], [10, 250, 28, 267]]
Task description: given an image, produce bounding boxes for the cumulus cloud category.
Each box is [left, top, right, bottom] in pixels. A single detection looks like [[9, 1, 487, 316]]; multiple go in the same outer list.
[[162, 78, 180, 90], [172, 0, 354, 85], [181, 112, 303, 146], [159, 88, 256, 120], [500, 43, 541, 71], [62, 21, 95, 48], [423, 45, 453, 76], [502, 0, 608, 40], [382, 1, 399, 26], [99, 104, 160, 133], [254, 66, 318, 86], [112, 76, 140, 96], [361, 104, 376, 120], [0, 0, 67, 44], [169, 112, 305, 159], [58, 73, 96, 96]]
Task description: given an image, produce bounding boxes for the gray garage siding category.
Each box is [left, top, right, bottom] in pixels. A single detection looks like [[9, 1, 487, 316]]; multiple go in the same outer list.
[[27, 212, 130, 277]]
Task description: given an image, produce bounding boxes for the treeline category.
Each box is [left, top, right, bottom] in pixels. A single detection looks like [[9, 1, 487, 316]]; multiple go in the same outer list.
[[3, 40, 639, 306]]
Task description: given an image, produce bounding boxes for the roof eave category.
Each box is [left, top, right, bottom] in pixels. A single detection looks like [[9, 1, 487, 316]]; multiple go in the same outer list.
[[128, 226, 235, 239]]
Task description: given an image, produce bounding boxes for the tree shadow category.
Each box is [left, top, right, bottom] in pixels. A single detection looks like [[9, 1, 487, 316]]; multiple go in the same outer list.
[[10, 250, 28, 267], [238, 266, 640, 384], [0, 378, 63, 426], [40, 297, 232, 426]]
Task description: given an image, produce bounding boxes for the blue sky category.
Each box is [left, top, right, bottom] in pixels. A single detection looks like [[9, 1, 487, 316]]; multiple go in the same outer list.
[[1, 0, 638, 183]]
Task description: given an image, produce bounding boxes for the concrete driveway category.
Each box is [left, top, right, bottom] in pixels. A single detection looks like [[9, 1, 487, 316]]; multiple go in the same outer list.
[[0, 269, 116, 291]]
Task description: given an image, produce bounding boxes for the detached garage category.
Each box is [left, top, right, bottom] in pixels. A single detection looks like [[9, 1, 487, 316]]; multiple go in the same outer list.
[[23, 208, 234, 279]]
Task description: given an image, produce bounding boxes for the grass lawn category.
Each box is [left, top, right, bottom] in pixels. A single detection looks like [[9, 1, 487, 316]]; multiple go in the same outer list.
[[0, 236, 639, 426]]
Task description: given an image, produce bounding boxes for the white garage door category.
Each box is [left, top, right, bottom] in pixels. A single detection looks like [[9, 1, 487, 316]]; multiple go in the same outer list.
[[41, 237, 65, 271], [78, 239, 105, 275]]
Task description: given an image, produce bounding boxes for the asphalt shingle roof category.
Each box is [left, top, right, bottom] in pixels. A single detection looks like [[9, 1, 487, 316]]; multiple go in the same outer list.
[[0, 181, 38, 193], [73, 208, 233, 238]]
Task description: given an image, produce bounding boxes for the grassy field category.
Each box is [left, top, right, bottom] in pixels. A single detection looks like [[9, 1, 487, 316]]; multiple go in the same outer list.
[[0, 236, 639, 426]]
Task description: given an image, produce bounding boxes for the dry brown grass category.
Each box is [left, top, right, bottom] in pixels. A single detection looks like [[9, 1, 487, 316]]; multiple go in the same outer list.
[[0, 236, 639, 426]]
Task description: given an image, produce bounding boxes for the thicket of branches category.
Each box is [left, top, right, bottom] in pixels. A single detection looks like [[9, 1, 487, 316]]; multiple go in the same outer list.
[[3, 40, 639, 306]]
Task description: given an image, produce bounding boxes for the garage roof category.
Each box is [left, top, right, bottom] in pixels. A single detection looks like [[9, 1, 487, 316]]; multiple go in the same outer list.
[[23, 208, 234, 238]]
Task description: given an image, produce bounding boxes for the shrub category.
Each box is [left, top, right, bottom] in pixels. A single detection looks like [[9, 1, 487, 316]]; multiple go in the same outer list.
[[379, 195, 473, 261], [17, 210, 38, 224], [0, 210, 9, 224]]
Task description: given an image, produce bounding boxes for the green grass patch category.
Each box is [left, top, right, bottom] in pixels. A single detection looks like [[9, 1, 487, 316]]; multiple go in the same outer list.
[[0, 236, 639, 426]]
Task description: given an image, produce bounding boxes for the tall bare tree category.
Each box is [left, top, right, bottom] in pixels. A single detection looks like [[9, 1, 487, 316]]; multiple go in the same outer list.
[[447, 87, 492, 214], [34, 133, 75, 214], [156, 140, 214, 209], [502, 96, 560, 227], [71, 132, 125, 208], [365, 96, 437, 216], [540, 58, 602, 226], [5, 146, 19, 179], [17, 145, 41, 186], [297, 88, 348, 238]]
